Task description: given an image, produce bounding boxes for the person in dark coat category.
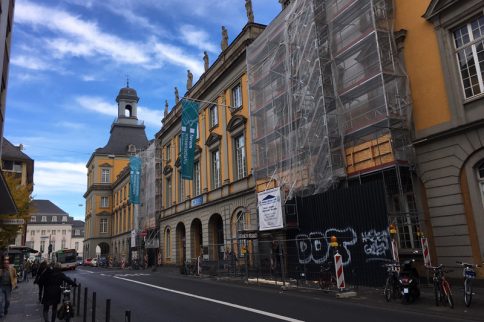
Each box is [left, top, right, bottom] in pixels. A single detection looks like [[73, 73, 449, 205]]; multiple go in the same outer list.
[[38, 263, 76, 322], [34, 260, 48, 302]]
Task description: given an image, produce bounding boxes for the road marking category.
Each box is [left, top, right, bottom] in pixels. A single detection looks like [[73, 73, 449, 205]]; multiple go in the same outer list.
[[114, 276, 305, 322]]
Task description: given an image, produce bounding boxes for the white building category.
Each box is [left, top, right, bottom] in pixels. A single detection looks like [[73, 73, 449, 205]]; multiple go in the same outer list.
[[26, 200, 84, 260]]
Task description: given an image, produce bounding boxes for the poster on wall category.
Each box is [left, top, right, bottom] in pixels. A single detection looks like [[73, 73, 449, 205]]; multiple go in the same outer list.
[[258, 187, 284, 231]]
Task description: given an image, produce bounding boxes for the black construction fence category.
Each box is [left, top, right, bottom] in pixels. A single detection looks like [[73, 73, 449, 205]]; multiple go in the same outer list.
[[192, 180, 393, 289]]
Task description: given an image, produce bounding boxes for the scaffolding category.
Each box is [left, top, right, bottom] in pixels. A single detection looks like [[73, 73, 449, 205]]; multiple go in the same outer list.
[[247, 0, 412, 200]]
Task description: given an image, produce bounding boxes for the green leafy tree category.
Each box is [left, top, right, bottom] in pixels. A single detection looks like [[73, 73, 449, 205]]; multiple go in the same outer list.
[[0, 173, 34, 249]]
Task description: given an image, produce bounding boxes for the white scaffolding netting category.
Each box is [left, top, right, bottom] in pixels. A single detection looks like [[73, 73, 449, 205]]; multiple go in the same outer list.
[[139, 141, 157, 230], [247, 0, 411, 199]]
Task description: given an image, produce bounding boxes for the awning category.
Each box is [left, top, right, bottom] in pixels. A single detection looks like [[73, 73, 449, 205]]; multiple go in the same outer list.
[[0, 171, 17, 215]]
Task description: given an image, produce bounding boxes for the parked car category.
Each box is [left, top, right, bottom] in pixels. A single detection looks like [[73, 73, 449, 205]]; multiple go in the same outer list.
[[91, 258, 98, 267], [84, 258, 93, 266], [77, 256, 83, 266], [98, 257, 107, 267]]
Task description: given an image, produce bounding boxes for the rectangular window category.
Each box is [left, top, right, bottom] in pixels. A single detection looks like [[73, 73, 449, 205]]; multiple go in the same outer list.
[[209, 105, 218, 128], [166, 177, 172, 206], [178, 135, 182, 153], [52, 230, 56, 235], [100, 218, 108, 233], [51, 241, 55, 252], [40, 240, 45, 253], [62, 230, 66, 235], [75, 229, 80, 236], [41, 216, 47, 222], [211, 149, 221, 189], [75, 242, 79, 251], [52, 216, 57, 222], [30, 216, 36, 222], [193, 161, 201, 196], [454, 15, 484, 99], [101, 169, 110, 183], [234, 134, 247, 180], [166, 144, 171, 161], [30, 230, 35, 236], [41, 230, 46, 235], [101, 196, 109, 208], [232, 83, 242, 109], [61, 240, 66, 249], [178, 172, 185, 203], [2, 160, 22, 173], [62, 216, 67, 222]]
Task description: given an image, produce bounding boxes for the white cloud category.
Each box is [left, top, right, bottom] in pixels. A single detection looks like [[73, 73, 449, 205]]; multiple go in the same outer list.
[[34, 161, 86, 194], [55, 121, 86, 130], [81, 74, 97, 82], [75, 96, 117, 117], [179, 25, 218, 54], [138, 106, 163, 128], [152, 42, 203, 76], [16, 1, 151, 65], [11, 55, 52, 71]]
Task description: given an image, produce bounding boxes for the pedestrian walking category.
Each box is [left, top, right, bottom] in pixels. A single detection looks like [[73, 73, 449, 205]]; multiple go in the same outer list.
[[38, 263, 76, 322], [34, 260, 48, 303], [0, 256, 17, 318]]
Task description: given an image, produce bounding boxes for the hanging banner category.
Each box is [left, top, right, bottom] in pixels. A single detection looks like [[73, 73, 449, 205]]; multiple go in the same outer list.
[[129, 156, 141, 204], [180, 99, 200, 180], [258, 187, 284, 231]]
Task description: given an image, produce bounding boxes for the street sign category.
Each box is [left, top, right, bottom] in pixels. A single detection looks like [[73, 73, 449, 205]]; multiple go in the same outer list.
[[0, 218, 25, 225]]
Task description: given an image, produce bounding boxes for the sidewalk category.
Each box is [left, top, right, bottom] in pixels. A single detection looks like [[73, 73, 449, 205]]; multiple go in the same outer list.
[[4, 279, 42, 322]]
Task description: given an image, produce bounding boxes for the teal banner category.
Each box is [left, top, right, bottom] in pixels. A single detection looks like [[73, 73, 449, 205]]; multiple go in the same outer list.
[[129, 156, 141, 204], [181, 99, 200, 179]]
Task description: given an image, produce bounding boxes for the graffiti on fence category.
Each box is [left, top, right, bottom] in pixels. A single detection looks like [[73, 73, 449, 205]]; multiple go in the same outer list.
[[296, 227, 390, 266]]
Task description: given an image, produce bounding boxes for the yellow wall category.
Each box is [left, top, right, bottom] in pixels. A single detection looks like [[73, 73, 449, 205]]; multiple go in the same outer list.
[[394, 0, 451, 131]]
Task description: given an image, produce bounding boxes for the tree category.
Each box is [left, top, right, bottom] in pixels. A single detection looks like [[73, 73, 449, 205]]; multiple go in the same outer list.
[[0, 173, 34, 249]]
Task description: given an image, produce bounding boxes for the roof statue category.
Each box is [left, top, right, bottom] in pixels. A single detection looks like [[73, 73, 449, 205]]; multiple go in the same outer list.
[[245, 0, 254, 23], [203, 51, 209, 72], [175, 87, 180, 104], [164, 100, 169, 118], [186, 70, 193, 90], [221, 26, 228, 51]]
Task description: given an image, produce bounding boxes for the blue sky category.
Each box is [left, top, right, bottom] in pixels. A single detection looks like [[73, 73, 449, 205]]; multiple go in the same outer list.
[[5, 0, 281, 220]]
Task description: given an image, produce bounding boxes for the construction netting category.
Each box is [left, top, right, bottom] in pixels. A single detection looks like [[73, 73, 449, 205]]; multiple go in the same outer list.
[[138, 141, 157, 230], [247, 0, 412, 199]]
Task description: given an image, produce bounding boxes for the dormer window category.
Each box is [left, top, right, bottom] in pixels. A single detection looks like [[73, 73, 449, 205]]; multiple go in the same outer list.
[[52, 216, 57, 222], [41, 216, 47, 222], [62, 216, 67, 222], [30, 216, 36, 222]]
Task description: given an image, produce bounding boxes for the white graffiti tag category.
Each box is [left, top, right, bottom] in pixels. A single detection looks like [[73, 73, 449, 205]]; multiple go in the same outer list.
[[361, 229, 389, 256], [296, 227, 357, 266]]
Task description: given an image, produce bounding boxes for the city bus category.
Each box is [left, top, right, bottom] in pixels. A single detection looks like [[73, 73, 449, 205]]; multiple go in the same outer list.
[[52, 249, 78, 270]]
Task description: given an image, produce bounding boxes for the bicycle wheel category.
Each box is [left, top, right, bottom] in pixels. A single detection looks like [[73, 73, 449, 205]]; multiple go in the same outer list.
[[434, 282, 440, 306], [442, 280, 454, 308], [464, 278, 473, 307], [384, 276, 392, 302]]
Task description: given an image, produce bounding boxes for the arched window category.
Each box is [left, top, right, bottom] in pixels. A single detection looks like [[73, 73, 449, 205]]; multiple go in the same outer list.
[[478, 162, 484, 208], [125, 105, 132, 117]]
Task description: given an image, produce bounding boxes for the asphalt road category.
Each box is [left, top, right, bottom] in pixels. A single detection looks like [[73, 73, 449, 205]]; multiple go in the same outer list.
[[65, 267, 483, 322]]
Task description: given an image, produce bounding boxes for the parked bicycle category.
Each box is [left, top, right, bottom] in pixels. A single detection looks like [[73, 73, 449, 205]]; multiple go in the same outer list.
[[456, 261, 480, 307], [383, 262, 401, 302], [57, 283, 74, 322], [319, 261, 336, 290], [429, 264, 454, 308]]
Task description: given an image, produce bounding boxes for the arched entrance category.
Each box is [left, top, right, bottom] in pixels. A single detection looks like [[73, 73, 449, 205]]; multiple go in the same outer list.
[[176, 222, 186, 265], [97, 242, 109, 257], [208, 214, 224, 260], [190, 218, 203, 259]]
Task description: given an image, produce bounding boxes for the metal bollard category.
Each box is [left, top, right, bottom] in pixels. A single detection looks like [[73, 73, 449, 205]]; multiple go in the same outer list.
[[125, 310, 131, 322], [92, 292, 96, 322], [77, 284, 81, 316], [73, 279, 77, 307], [105, 299, 111, 322], [83, 287, 88, 322]]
